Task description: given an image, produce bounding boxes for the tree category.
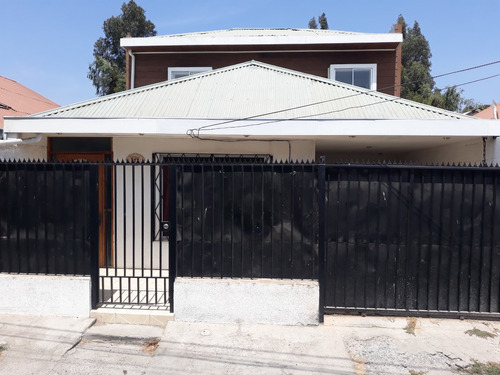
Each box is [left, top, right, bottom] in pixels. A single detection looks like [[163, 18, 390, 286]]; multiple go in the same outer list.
[[88, 1, 156, 96], [308, 17, 318, 29], [398, 15, 435, 101], [308, 13, 328, 29], [461, 99, 488, 114], [396, 14, 407, 39], [318, 13, 329, 30], [397, 14, 473, 112]]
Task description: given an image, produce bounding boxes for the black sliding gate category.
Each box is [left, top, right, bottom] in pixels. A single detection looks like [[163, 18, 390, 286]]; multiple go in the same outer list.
[[323, 165, 500, 318]]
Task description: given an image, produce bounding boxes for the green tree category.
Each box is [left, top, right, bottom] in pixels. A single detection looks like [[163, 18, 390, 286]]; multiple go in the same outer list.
[[461, 99, 488, 114], [398, 16, 435, 100], [397, 14, 470, 112], [308, 17, 318, 29], [308, 13, 328, 29], [396, 14, 407, 39], [318, 13, 329, 29], [88, 0, 156, 96]]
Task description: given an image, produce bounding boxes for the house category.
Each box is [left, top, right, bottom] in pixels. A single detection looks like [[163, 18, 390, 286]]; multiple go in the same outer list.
[[472, 101, 500, 119], [121, 27, 403, 97], [0, 76, 59, 130], [2, 60, 498, 165], [0, 76, 59, 159], [2, 29, 500, 325]]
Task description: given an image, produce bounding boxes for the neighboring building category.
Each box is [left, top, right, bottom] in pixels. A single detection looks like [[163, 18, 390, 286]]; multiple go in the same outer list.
[[121, 27, 403, 96], [472, 101, 499, 119], [0, 76, 59, 130]]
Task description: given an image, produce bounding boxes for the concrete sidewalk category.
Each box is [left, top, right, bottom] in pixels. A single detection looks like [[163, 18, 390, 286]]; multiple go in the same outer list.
[[0, 314, 499, 374]]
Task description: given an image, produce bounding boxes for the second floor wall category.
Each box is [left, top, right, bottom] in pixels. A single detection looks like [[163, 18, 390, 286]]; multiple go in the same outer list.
[[123, 28, 402, 97]]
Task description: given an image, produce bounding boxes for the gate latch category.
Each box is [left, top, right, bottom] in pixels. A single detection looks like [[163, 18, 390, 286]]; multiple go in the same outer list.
[[161, 221, 170, 236]]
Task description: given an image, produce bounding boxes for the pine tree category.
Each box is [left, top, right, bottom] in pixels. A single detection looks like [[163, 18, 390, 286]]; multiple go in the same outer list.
[[308, 13, 328, 29], [308, 17, 318, 29], [397, 14, 466, 111], [318, 13, 329, 30]]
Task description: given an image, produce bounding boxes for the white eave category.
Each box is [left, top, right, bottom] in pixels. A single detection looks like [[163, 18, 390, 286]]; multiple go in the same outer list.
[[121, 28, 402, 48], [5, 118, 500, 139]]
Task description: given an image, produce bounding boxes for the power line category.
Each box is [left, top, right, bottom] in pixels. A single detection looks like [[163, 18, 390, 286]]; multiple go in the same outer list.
[[198, 73, 500, 134], [432, 60, 500, 79], [187, 60, 500, 139], [0, 86, 58, 108], [187, 61, 500, 138]]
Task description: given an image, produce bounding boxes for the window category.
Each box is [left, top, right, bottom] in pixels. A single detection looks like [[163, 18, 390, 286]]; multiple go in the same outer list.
[[328, 64, 377, 90], [167, 67, 212, 80]]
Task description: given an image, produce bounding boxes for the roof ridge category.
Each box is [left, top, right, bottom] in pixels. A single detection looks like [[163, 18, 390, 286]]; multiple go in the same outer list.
[[152, 28, 370, 38]]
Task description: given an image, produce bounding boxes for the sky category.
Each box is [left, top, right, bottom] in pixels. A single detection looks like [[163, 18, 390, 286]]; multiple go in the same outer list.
[[2, 0, 499, 108]]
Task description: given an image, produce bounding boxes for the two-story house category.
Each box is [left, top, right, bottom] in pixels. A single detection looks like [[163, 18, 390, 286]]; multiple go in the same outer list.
[[6, 26, 496, 165], [2, 27, 500, 324]]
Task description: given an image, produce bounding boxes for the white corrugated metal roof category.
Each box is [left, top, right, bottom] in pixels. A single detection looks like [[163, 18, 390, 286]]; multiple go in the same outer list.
[[33, 61, 470, 121], [121, 28, 402, 47], [156, 28, 364, 38]]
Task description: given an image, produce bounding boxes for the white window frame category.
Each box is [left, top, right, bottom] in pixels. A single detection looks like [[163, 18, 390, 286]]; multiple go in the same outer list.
[[167, 67, 212, 80], [328, 64, 377, 90]]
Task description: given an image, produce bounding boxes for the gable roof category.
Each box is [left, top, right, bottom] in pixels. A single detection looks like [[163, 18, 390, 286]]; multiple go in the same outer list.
[[473, 102, 499, 119], [0, 76, 59, 128], [33, 61, 470, 121], [121, 27, 402, 48]]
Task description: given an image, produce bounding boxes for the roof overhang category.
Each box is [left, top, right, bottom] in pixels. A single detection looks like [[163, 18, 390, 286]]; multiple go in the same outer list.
[[4, 117, 499, 138], [121, 33, 402, 49]]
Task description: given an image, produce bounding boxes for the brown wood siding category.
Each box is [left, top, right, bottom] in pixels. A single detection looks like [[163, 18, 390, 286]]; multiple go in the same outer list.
[[130, 47, 400, 96]]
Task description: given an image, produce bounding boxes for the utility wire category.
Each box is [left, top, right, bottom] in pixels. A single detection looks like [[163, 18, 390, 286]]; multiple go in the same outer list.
[[0, 101, 31, 115], [0, 86, 58, 107], [187, 60, 500, 138], [195, 73, 500, 135]]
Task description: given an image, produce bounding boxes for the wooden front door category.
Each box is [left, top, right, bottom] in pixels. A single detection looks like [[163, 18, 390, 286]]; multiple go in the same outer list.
[[51, 152, 112, 267]]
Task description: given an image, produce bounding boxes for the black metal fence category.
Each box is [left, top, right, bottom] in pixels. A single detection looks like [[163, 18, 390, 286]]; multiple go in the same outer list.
[[1, 159, 500, 319], [174, 163, 318, 280], [0, 162, 98, 276]]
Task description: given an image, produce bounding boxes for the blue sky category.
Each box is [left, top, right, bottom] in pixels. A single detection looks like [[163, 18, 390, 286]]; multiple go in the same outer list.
[[2, 0, 499, 108]]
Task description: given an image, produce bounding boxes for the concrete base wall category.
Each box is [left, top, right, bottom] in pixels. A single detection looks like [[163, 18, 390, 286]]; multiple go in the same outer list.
[[174, 278, 319, 325], [0, 274, 91, 317]]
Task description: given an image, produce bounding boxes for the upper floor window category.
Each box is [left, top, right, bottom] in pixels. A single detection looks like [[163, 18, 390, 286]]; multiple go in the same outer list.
[[328, 64, 377, 90], [168, 67, 212, 80]]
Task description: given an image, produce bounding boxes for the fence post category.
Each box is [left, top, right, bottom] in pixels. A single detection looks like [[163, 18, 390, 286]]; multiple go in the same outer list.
[[89, 164, 100, 309], [168, 164, 177, 313], [318, 157, 326, 323]]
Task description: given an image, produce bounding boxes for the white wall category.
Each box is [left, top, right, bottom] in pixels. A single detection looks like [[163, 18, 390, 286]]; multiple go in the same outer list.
[[0, 274, 91, 317], [0, 136, 48, 161], [488, 137, 500, 165], [321, 138, 498, 165], [402, 138, 486, 165], [113, 136, 315, 162], [174, 278, 319, 325]]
